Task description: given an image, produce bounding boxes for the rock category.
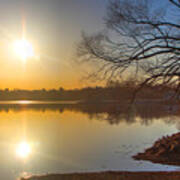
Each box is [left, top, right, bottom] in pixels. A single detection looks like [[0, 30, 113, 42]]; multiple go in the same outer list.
[[133, 132, 180, 166]]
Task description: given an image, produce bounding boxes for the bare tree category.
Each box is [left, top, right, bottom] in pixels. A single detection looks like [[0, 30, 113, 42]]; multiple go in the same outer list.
[[77, 0, 180, 94]]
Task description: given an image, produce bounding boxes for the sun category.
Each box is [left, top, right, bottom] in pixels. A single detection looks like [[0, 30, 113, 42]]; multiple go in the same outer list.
[[16, 141, 31, 158], [13, 39, 34, 61]]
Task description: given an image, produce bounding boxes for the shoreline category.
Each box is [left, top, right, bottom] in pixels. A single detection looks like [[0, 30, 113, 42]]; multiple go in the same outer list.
[[21, 171, 180, 180], [133, 132, 180, 166]]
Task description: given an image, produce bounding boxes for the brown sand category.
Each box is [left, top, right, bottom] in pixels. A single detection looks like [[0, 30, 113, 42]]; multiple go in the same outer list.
[[21, 171, 180, 180]]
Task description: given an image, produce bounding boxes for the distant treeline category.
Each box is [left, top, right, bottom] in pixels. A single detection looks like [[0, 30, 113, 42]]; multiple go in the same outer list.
[[0, 80, 174, 101]]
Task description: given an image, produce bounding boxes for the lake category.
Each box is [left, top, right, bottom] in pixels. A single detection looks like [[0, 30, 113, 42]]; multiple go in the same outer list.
[[0, 101, 180, 180]]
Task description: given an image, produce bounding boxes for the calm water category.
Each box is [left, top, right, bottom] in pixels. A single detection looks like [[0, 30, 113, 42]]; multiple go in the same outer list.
[[0, 101, 180, 180]]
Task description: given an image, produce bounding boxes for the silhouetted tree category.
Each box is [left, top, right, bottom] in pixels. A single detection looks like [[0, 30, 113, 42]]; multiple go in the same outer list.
[[78, 0, 180, 94]]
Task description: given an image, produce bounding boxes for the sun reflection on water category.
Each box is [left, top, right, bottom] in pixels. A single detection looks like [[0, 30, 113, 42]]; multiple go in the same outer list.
[[16, 141, 32, 159], [18, 100, 32, 104]]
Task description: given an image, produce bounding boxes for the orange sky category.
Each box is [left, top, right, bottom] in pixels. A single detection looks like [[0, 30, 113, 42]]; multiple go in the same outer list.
[[0, 0, 107, 90]]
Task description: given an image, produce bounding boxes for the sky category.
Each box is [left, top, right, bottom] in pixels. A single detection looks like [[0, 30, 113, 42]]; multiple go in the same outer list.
[[0, 0, 108, 90]]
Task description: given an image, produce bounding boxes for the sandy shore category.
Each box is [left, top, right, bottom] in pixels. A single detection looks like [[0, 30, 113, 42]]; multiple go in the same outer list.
[[21, 171, 180, 180]]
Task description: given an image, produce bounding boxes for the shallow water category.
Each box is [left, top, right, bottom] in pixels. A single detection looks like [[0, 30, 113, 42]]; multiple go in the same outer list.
[[0, 102, 179, 180]]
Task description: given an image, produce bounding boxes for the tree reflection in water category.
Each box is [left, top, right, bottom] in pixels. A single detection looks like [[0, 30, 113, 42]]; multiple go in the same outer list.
[[0, 102, 179, 126]]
